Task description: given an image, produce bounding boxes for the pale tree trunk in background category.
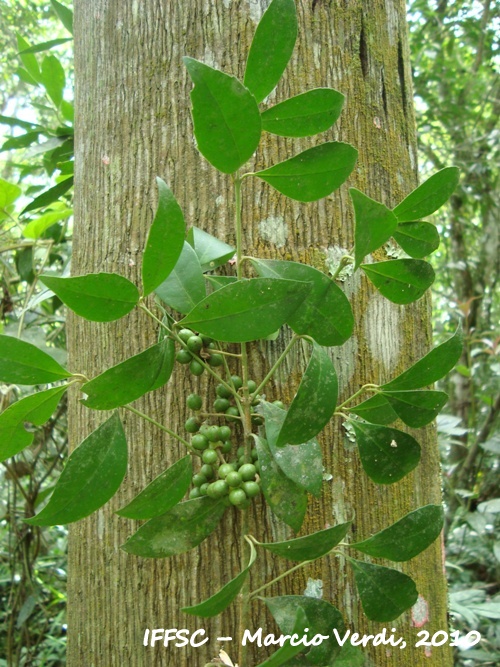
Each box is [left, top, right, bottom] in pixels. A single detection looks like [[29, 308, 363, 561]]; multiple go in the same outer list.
[[68, 1, 452, 666]]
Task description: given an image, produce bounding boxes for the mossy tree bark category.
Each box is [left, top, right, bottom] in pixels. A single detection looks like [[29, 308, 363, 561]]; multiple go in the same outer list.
[[68, 1, 452, 665]]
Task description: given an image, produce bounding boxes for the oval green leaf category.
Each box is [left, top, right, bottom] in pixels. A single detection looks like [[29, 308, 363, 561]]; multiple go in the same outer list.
[[244, 0, 297, 104], [348, 558, 418, 621], [0, 386, 68, 461], [350, 421, 421, 484], [81, 338, 175, 410], [116, 456, 192, 520], [187, 226, 235, 272], [26, 412, 127, 525], [0, 177, 22, 208], [393, 167, 460, 222], [361, 259, 435, 304], [381, 325, 463, 391], [23, 208, 73, 239], [0, 335, 71, 384], [142, 178, 185, 296], [351, 188, 398, 269], [40, 272, 139, 322], [255, 142, 357, 202], [277, 343, 338, 446], [121, 497, 226, 558], [352, 504, 444, 561], [155, 241, 206, 314], [41, 54, 65, 108], [180, 277, 311, 343], [21, 176, 74, 215], [381, 390, 448, 428], [251, 258, 353, 346], [182, 540, 256, 617], [349, 394, 398, 425], [261, 88, 344, 137], [256, 607, 309, 667], [393, 220, 440, 258], [183, 57, 261, 174], [51, 0, 74, 34], [254, 435, 307, 533], [256, 521, 351, 562]]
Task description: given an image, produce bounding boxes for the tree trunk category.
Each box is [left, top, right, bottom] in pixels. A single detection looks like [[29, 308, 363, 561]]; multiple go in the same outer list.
[[68, 1, 452, 665]]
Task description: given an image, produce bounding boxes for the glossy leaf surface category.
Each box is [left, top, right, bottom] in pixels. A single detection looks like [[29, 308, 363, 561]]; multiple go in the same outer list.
[[361, 259, 435, 304], [187, 226, 235, 272], [21, 176, 74, 215], [393, 221, 440, 258], [393, 167, 460, 222], [351, 188, 398, 269], [0, 335, 71, 384], [26, 413, 127, 525], [155, 241, 206, 314], [349, 394, 397, 425], [256, 521, 351, 562], [261, 88, 344, 137], [381, 390, 448, 428]]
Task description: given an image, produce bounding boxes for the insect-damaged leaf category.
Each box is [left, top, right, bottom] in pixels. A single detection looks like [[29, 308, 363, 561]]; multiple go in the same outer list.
[[184, 57, 261, 174], [351, 188, 398, 270], [255, 142, 357, 202], [277, 343, 338, 447], [350, 421, 421, 485], [142, 178, 185, 296], [187, 226, 235, 272], [26, 412, 127, 525], [40, 272, 139, 322], [116, 456, 192, 520], [180, 278, 311, 343], [155, 241, 206, 314], [182, 540, 256, 617], [81, 338, 175, 410], [381, 390, 448, 428], [261, 88, 344, 137], [121, 497, 226, 558], [255, 521, 351, 562], [348, 558, 418, 621], [251, 258, 353, 346], [0, 335, 71, 385], [393, 167, 460, 222], [244, 0, 297, 104], [361, 259, 435, 304], [352, 504, 444, 561], [254, 435, 307, 532], [393, 221, 440, 258]]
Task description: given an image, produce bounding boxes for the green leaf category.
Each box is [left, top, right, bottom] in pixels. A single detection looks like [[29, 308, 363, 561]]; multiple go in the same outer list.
[[244, 0, 297, 104], [41, 55, 65, 108], [254, 435, 307, 532], [182, 540, 256, 617], [18, 38, 73, 55], [183, 57, 261, 174], [26, 413, 127, 525], [116, 456, 192, 520], [393, 167, 460, 222], [155, 241, 206, 314], [16, 35, 41, 83], [264, 596, 345, 666], [0, 178, 22, 209], [256, 522, 351, 562], [256, 607, 309, 667], [255, 142, 357, 202], [351, 189, 398, 269], [142, 178, 185, 296], [40, 272, 140, 322], [262, 402, 322, 497], [350, 421, 421, 484], [0, 335, 71, 384], [349, 394, 398, 425], [22, 208, 72, 239], [205, 275, 238, 290], [352, 504, 444, 561], [393, 221, 440, 258], [121, 497, 226, 558], [261, 88, 344, 137], [21, 176, 73, 215], [381, 390, 448, 428], [332, 643, 365, 667], [50, 0, 74, 34], [381, 326, 463, 390], [277, 343, 338, 447], [187, 226, 235, 272], [348, 558, 418, 621], [361, 259, 435, 304], [81, 338, 175, 410], [0, 114, 39, 130], [0, 386, 67, 461], [251, 259, 353, 346], [180, 278, 311, 343]]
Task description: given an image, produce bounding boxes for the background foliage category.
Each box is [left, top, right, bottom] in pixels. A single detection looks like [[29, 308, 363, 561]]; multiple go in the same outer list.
[[0, 0, 498, 665]]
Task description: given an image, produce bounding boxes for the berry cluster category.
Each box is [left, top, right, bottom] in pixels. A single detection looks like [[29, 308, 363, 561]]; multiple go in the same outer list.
[[175, 328, 223, 376]]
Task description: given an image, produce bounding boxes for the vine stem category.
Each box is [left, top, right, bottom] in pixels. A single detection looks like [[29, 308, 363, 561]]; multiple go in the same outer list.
[[252, 334, 300, 399], [17, 240, 53, 338], [122, 404, 192, 450], [248, 559, 313, 598], [336, 383, 379, 410], [330, 254, 354, 281]]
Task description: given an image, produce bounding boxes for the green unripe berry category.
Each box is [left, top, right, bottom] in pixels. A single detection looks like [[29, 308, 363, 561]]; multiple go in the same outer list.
[[226, 471, 242, 487], [237, 497, 251, 510], [247, 380, 257, 393], [243, 481, 260, 498], [189, 487, 202, 499], [176, 349, 192, 364], [251, 448, 258, 462], [205, 425, 221, 442], [191, 434, 209, 451], [239, 463, 257, 481], [273, 400, 286, 410], [208, 354, 224, 367], [199, 423, 211, 435], [207, 480, 229, 499], [187, 335, 203, 353], [231, 375, 243, 390], [192, 473, 207, 487], [254, 460, 261, 472], [251, 414, 264, 426], [213, 398, 230, 413], [202, 449, 218, 465], [187, 393, 203, 410], [251, 395, 261, 407], [216, 384, 232, 399], [225, 406, 240, 422], [218, 463, 236, 479], [238, 456, 246, 467], [237, 446, 245, 458], [201, 335, 213, 346], [218, 425, 232, 441], [221, 440, 232, 454], [229, 488, 247, 506], [178, 328, 194, 343], [189, 359, 204, 376], [199, 483, 210, 495], [200, 464, 214, 480], [184, 417, 200, 433]]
